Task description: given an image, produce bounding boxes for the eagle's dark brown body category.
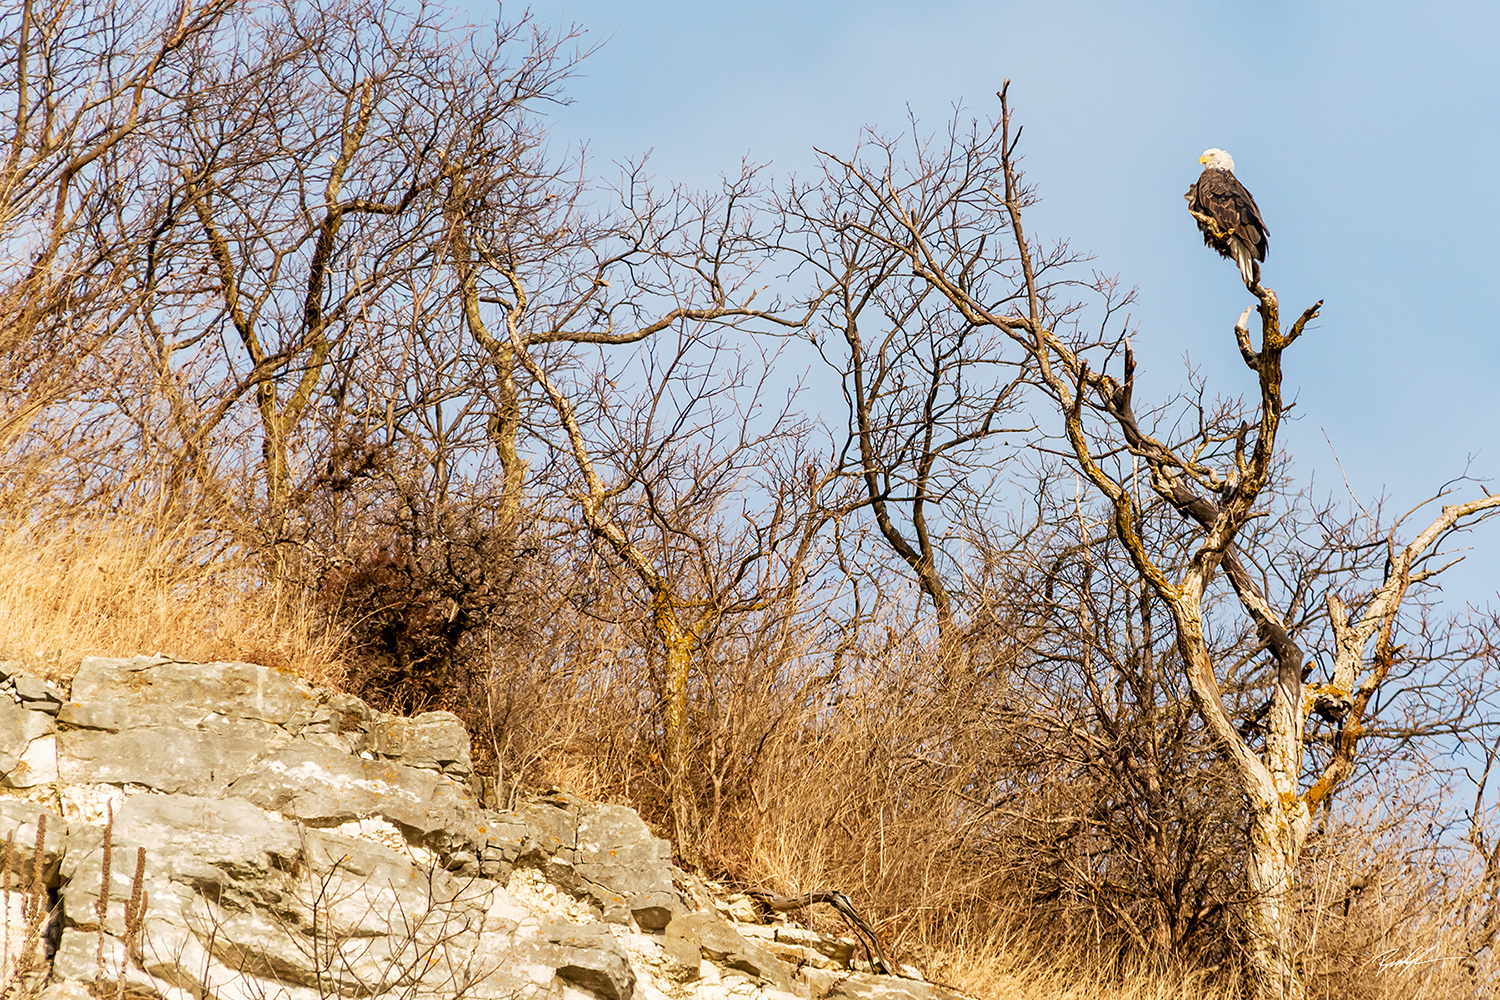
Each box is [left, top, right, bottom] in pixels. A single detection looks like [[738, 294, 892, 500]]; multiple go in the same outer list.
[[1186, 151, 1268, 286]]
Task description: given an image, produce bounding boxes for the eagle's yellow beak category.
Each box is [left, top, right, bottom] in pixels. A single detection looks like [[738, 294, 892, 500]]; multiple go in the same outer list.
[[1199, 154, 1209, 164]]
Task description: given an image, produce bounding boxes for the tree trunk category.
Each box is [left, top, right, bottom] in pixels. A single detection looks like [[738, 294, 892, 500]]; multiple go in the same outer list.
[[448, 190, 528, 560], [652, 588, 699, 864], [1172, 591, 1313, 1000], [1243, 803, 1308, 1000], [1245, 633, 1313, 999], [490, 342, 528, 553], [258, 404, 296, 586]]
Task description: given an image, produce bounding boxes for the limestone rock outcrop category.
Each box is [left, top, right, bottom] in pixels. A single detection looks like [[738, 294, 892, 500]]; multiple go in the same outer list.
[[0, 656, 969, 1000]]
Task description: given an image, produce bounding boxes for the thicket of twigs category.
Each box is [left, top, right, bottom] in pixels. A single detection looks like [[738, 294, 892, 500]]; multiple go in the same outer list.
[[3, 1, 1497, 997]]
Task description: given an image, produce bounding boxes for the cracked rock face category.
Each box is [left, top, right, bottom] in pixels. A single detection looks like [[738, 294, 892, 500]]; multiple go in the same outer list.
[[0, 656, 970, 1000]]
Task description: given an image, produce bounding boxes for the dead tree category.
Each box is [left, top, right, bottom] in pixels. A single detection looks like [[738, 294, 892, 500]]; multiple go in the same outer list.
[[801, 85, 1500, 999]]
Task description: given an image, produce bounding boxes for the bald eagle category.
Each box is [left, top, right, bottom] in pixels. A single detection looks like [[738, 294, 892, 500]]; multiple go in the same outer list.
[[1185, 148, 1268, 286]]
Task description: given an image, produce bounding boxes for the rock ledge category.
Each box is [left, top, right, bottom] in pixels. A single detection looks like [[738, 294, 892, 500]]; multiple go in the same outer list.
[[0, 656, 970, 1000]]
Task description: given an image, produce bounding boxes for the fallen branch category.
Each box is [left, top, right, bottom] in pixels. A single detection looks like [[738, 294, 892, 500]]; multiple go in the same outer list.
[[745, 888, 892, 976]]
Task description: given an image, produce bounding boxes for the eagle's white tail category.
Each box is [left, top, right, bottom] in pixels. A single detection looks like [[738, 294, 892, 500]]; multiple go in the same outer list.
[[1232, 242, 1255, 286]]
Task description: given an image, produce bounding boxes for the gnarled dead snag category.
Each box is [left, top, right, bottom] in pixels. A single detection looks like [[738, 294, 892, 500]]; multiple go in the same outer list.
[[800, 82, 1500, 999]]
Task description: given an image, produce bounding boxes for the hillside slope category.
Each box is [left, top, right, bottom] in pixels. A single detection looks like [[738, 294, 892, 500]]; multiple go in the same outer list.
[[0, 655, 963, 1000]]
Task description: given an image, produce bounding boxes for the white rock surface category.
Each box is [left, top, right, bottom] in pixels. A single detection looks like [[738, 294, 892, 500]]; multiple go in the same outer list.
[[0, 656, 972, 1000]]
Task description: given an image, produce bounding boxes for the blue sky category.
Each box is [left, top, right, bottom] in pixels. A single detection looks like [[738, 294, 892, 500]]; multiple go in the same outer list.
[[481, 0, 1500, 602]]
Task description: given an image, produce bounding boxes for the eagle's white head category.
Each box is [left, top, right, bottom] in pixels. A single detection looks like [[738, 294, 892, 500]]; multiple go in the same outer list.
[[1200, 148, 1236, 172]]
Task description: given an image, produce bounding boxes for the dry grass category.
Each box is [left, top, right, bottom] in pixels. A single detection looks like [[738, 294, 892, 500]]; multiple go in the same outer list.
[[0, 496, 343, 684], [462, 616, 1499, 1000], [926, 932, 1242, 1000], [0, 493, 1492, 999], [1294, 805, 1494, 1000], [0, 447, 1489, 1000]]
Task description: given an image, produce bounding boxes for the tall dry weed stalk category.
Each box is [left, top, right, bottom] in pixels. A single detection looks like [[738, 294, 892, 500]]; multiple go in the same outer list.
[[1, 815, 53, 998]]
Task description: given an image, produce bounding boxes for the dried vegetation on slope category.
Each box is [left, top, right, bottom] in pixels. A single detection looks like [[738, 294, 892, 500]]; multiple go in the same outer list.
[[2, 1, 1498, 997]]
